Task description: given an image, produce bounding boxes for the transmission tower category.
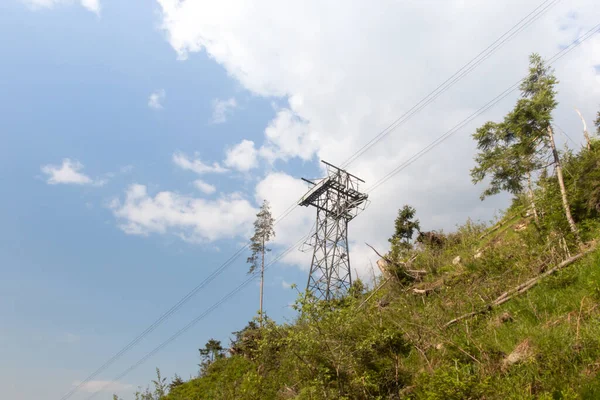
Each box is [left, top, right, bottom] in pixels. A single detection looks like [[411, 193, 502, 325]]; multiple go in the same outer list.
[[299, 160, 368, 301]]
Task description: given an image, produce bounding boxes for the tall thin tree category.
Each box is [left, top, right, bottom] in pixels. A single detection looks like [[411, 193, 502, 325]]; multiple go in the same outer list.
[[247, 200, 275, 326]]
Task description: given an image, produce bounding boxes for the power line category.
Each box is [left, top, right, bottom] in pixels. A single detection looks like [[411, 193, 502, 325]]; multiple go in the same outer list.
[[340, 0, 561, 169], [553, 123, 578, 146], [58, 2, 569, 397], [82, 23, 600, 400], [86, 233, 311, 400], [367, 23, 600, 194], [58, 199, 302, 400]]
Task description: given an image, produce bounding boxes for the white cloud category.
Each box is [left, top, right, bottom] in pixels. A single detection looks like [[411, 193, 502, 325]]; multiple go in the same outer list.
[[259, 108, 319, 163], [157, 0, 600, 278], [224, 139, 258, 171], [211, 97, 237, 124], [110, 184, 256, 242], [193, 179, 216, 194], [148, 89, 166, 110], [255, 172, 313, 268], [80, 0, 99, 13], [173, 152, 228, 174], [41, 159, 99, 185], [23, 0, 100, 15], [73, 380, 132, 393]]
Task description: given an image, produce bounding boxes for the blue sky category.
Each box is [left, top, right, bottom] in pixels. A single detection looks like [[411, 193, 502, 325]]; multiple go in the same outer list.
[[1, 0, 599, 399], [1, 1, 310, 399]]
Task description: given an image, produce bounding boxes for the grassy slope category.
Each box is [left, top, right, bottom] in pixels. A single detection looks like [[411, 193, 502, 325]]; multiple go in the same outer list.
[[165, 211, 600, 400]]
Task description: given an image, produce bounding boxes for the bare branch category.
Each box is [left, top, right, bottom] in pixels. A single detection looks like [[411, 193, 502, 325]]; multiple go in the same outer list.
[[444, 242, 597, 327]]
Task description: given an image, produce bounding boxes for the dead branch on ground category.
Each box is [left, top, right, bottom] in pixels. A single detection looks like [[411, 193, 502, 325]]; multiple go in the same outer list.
[[444, 243, 597, 328]]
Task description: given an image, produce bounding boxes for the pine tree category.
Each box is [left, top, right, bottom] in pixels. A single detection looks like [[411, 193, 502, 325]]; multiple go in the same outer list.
[[247, 200, 275, 326], [168, 374, 184, 392], [199, 338, 225, 375], [389, 205, 420, 259], [471, 53, 579, 241], [199, 339, 224, 363]]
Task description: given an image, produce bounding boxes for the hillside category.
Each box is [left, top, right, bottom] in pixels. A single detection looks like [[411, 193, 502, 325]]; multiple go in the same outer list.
[[158, 220, 599, 399], [119, 59, 600, 400], [119, 142, 600, 399]]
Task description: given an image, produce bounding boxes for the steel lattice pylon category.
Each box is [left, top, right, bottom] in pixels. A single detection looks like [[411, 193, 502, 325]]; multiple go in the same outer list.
[[299, 160, 368, 301]]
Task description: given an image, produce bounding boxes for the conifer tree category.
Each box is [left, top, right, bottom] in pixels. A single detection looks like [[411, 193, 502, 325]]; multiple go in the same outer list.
[[471, 53, 579, 240], [168, 375, 184, 392], [389, 205, 420, 259], [247, 200, 275, 325]]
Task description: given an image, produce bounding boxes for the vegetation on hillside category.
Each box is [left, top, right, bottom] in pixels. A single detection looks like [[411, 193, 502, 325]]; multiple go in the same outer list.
[[113, 55, 600, 400]]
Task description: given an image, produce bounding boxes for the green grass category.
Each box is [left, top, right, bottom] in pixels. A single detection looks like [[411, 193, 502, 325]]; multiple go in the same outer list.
[[160, 216, 600, 399]]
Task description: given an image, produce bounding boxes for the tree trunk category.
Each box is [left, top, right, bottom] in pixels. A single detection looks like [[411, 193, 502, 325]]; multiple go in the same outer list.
[[575, 109, 591, 150], [259, 236, 265, 326], [527, 171, 539, 224], [548, 126, 580, 243]]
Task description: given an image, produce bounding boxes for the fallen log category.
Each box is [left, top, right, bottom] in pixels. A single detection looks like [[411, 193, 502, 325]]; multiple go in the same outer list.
[[444, 243, 597, 328], [366, 243, 419, 281]]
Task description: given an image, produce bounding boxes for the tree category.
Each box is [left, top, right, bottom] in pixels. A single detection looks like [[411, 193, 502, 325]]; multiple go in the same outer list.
[[230, 320, 260, 358], [390, 205, 420, 245], [151, 368, 168, 399], [595, 109, 600, 135], [168, 374, 184, 392], [471, 53, 579, 240], [388, 205, 420, 259], [247, 200, 275, 325], [199, 338, 225, 375]]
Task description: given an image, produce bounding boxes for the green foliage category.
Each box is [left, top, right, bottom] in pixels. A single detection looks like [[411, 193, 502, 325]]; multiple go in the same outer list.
[[165, 356, 256, 400], [168, 375, 184, 392], [152, 368, 168, 399], [199, 338, 225, 375], [125, 99, 600, 400], [134, 368, 167, 400], [389, 205, 420, 250], [230, 320, 261, 359], [413, 364, 490, 399], [471, 53, 557, 200], [132, 236, 600, 400], [535, 141, 600, 244]]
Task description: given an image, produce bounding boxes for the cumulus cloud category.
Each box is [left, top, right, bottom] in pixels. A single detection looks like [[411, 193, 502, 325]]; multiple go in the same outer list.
[[156, 0, 600, 277], [41, 159, 100, 185], [148, 89, 166, 110], [173, 152, 228, 174], [110, 184, 256, 242], [259, 109, 319, 163], [23, 0, 100, 15], [211, 97, 237, 124], [255, 172, 314, 268], [193, 179, 216, 194], [73, 380, 132, 393], [225, 139, 258, 171]]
